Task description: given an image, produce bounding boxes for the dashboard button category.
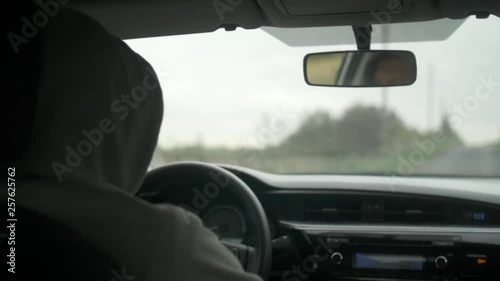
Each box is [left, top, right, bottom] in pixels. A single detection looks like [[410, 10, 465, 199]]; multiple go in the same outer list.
[[435, 256, 448, 269], [331, 252, 343, 265]]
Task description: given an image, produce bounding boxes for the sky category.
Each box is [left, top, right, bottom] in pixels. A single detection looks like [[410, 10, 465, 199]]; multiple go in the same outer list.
[[126, 17, 500, 149]]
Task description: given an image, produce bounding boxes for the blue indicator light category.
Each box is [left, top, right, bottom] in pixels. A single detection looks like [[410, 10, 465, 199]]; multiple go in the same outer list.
[[473, 213, 486, 221]]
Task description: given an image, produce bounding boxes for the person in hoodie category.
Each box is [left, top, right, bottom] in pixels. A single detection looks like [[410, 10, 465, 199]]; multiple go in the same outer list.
[[6, 4, 263, 281]]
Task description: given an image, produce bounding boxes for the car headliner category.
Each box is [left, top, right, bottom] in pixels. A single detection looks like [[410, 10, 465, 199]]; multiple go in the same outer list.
[[69, 0, 500, 39]]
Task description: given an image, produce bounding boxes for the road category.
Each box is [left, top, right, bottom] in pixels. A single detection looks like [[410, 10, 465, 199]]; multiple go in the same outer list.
[[417, 145, 500, 176]]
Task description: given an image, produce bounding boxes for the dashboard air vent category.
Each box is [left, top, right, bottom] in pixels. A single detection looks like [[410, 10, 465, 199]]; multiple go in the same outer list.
[[303, 196, 449, 225], [384, 200, 447, 224], [304, 196, 363, 223]]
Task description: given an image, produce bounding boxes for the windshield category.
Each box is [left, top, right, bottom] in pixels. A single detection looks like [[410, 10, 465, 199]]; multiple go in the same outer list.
[[126, 18, 500, 177]]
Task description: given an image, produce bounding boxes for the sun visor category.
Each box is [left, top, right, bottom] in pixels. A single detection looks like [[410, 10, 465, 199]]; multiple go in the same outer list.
[[262, 19, 465, 47]]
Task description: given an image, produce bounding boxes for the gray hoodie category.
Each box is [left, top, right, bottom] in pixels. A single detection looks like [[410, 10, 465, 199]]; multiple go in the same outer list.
[[12, 7, 262, 281]]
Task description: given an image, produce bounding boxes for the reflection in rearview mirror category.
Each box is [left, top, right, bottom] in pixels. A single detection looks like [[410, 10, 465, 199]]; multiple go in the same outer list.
[[304, 50, 417, 87]]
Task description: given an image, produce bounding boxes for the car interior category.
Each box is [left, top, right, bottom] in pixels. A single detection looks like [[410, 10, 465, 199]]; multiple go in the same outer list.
[[4, 0, 500, 281]]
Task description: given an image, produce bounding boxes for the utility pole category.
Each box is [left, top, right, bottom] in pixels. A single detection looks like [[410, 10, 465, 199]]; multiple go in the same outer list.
[[381, 24, 389, 143], [381, 25, 389, 113], [426, 64, 434, 132]]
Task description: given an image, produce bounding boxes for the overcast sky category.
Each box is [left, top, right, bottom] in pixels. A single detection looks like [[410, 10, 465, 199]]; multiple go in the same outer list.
[[126, 17, 500, 149]]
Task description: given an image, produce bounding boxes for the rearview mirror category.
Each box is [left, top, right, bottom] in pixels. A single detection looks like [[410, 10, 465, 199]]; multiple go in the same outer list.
[[304, 50, 417, 87]]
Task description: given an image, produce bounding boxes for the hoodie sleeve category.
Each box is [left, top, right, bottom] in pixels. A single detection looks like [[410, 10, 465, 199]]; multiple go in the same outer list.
[[148, 205, 263, 281]]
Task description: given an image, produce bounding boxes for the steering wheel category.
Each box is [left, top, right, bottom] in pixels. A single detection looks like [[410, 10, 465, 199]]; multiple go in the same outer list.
[[141, 162, 272, 280]]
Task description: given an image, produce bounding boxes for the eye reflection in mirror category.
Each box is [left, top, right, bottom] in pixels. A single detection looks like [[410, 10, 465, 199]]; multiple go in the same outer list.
[[304, 50, 417, 87]]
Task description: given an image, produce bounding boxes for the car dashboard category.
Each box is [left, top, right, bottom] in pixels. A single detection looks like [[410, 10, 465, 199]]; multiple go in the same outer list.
[[138, 165, 500, 281]]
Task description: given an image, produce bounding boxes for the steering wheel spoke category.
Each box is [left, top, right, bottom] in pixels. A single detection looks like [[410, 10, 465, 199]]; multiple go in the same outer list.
[[221, 240, 258, 272]]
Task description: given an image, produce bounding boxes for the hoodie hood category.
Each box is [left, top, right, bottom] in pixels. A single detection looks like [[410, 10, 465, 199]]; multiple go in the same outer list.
[[20, 8, 163, 194]]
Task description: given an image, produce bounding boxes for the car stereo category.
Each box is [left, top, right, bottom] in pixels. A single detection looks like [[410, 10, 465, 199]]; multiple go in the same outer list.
[[309, 233, 497, 281]]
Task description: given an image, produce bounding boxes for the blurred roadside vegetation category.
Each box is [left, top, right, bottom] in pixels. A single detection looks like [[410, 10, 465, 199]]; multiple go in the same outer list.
[[153, 105, 463, 174]]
